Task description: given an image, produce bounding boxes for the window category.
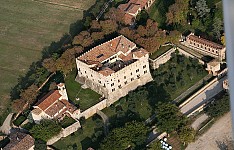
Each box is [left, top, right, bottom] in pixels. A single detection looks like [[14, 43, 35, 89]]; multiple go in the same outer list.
[[118, 85, 122, 89], [111, 83, 114, 87], [118, 79, 120, 83], [131, 78, 134, 81], [144, 70, 147, 74], [143, 65, 146, 69], [124, 81, 127, 85], [112, 88, 115, 92], [85, 71, 86, 74], [91, 74, 93, 77], [136, 69, 139, 73], [124, 76, 126, 79], [137, 75, 140, 78], [98, 80, 101, 84]]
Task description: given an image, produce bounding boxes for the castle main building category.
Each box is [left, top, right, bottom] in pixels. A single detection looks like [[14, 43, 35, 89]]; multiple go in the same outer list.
[[76, 35, 153, 105]]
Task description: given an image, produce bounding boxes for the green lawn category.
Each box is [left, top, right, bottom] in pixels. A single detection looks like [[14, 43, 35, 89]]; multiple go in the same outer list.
[[149, 45, 173, 59], [0, 0, 95, 124], [65, 70, 101, 111], [53, 118, 98, 150]]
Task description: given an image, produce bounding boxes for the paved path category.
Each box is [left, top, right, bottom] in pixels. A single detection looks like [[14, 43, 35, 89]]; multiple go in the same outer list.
[[191, 114, 209, 130], [186, 112, 233, 150], [180, 76, 226, 115], [0, 113, 13, 134]]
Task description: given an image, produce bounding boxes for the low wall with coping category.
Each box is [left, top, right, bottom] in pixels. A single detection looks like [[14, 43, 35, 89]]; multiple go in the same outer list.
[[47, 121, 81, 145]]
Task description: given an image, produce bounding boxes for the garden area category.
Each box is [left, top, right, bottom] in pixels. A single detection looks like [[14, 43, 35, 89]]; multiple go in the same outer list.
[[149, 45, 173, 59], [65, 70, 101, 111]]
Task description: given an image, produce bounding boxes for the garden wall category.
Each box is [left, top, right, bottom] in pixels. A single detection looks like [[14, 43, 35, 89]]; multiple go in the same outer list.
[[47, 121, 81, 145]]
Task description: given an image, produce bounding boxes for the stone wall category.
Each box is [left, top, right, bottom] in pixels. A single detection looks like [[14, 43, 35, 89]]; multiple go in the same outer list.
[[47, 121, 81, 145], [177, 48, 205, 65], [149, 48, 176, 69]]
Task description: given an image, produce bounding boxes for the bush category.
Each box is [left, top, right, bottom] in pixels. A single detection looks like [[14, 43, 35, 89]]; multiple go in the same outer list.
[[60, 116, 76, 128], [13, 115, 27, 126], [30, 120, 62, 141], [205, 93, 230, 118]]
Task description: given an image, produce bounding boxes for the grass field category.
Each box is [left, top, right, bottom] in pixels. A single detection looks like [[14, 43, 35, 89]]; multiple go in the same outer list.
[[65, 70, 101, 111], [0, 0, 96, 124]]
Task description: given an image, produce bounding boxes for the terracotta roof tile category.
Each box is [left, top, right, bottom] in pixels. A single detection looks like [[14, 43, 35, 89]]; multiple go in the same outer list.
[[78, 36, 136, 63], [3, 132, 34, 150], [133, 48, 148, 58], [98, 67, 115, 76], [45, 101, 65, 117], [61, 99, 77, 113], [36, 90, 61, 111], [188, 34, 225, 50]]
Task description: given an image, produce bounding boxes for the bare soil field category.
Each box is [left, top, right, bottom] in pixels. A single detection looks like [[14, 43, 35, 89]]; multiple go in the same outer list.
[[186, 112, 233, 150], [0, 0, 95, 123]]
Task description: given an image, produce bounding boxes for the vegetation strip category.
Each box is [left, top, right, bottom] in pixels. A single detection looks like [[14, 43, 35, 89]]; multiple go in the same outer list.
[[32, 0, 86, 10]]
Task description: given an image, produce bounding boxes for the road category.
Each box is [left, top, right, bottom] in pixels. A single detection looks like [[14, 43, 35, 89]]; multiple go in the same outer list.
[[180, 75, 227, 115], [0, 113, 13, 134]]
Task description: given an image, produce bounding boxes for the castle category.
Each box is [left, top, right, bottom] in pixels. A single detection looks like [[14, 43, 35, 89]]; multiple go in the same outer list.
[[75, 35, 153, 105]]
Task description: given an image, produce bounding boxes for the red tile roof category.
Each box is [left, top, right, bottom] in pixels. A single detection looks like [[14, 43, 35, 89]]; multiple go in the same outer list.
[[188, 34, 225, 50], [45, 100, 65, 117], [3, 132, 34, 150], [133, 48, 148, 58], [78, 36, 136, 64], [98, 67, 115, 76], [36, 90, 61, 111]]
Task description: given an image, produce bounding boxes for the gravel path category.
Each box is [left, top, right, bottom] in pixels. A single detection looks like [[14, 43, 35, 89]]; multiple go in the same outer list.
[[0, 113, 13, 134], [186, 112, 233, 150]]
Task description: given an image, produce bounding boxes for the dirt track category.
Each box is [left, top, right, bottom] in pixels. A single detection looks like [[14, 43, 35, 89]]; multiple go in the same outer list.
[[186, 112, 233, 150]]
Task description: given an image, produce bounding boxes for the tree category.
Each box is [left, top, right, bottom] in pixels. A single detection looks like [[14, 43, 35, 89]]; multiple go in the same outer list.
[[147, 141, 162, 150], [99, 121, 148, 150], [178, 126, 196, 145], [20, 84, 39, 106], [213, 17, 223, 40], [104, 7, 125, 24], [34, 139, 47, 150], [90, 20, 101, 32], [72, 31, 94, 47], [156, 103, 186, 133], [100, 20, 118, 35], [42, 58, 57, 73], [221, 34, 226, 45], [166, 0, 189, 25], [30, 120, 62, 141], [205, 93, 230, 117], [91, 32, 105, 41], [195, 0, 210, 18], [12, 99, 27, 113]]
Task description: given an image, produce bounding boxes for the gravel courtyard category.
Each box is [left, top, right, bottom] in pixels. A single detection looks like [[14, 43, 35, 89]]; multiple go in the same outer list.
[[186, 112, 233, 150]]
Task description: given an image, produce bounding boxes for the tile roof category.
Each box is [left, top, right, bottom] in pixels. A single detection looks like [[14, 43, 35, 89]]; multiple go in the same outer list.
[[133, 48, 148, 58], [3, 132, 34, 150], [36, 90, 61, 111], [188, 34, 225, 50], [118, 53, 133, 61], [61, 99, 77, 113], [118, 0, 148, 11], [78, 36, 136, 64], [45, 100, 65, 117], [98, 67, 116, 76]]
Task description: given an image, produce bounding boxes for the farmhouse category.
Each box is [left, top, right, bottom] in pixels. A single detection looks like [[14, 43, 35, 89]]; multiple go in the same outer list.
[[31, 83, 79, 123], [183, 33, 226, 61], [118, 0, 155, 25], [76, 35, 153, 105], [3, 132, 35, 150]]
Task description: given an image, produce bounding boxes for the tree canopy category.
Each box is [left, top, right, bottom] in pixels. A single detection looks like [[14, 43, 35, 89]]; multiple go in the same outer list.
[[30, 120, 62, 141], [99, 121, 148, 150]]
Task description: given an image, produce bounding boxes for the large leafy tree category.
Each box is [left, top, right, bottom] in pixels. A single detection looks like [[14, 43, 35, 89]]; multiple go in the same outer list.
[[178, 126, 196, 145], [195, 0, 210, 18], [99, 121, 148, 150], [212, 17, 224, 40], [156, 103, 186, 133], [20, 84, 39, 106], [166, 0, 189, 25], [30, 120, 62, 141]]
